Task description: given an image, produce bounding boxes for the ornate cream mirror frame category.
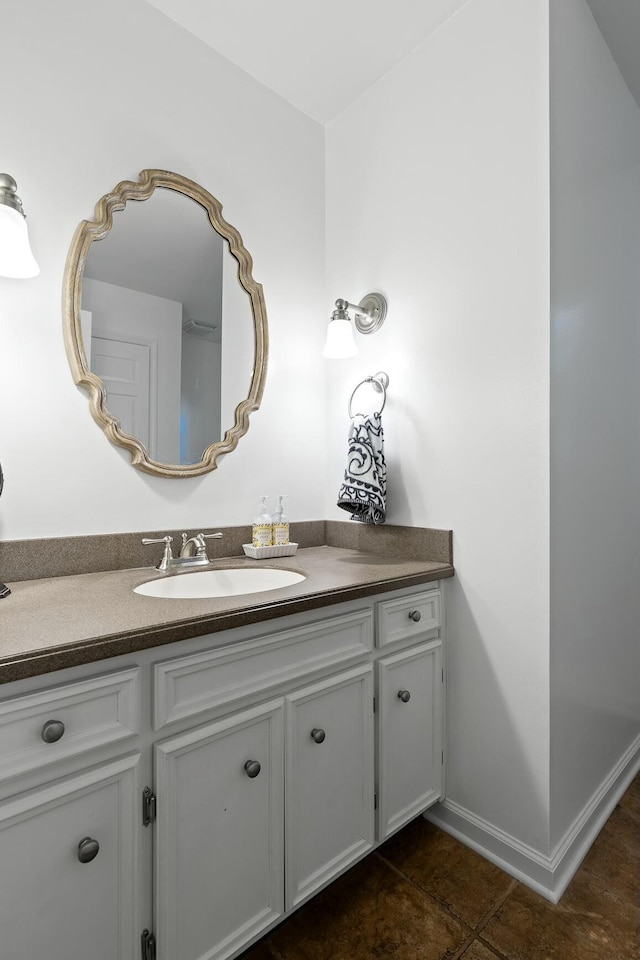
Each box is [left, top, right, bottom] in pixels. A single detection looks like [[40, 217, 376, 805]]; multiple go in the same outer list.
[[63, 169, 268, 478]]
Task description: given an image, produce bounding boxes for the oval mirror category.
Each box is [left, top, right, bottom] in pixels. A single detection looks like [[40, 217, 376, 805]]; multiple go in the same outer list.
[[63, 169, 268, 477]]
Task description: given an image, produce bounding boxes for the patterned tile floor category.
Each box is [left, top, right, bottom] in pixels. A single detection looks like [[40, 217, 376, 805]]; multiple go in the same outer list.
[[239, 774, 639, 960]]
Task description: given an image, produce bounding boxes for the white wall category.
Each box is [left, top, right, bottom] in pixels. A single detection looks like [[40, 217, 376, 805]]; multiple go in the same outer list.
[[0, 0, 326, 538], [549, 0, 640, 848], [326, 0, 551, 853], [4, 0, 637, 891]]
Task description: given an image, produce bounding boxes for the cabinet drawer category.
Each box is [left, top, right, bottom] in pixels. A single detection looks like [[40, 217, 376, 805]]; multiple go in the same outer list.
[[154, 609, 373, 729], [0, 668, 140, 781], [376, 589, 440, 648]]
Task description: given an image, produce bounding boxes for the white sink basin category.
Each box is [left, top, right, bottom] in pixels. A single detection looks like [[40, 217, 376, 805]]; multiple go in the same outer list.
[[134, 566, 306, 599]]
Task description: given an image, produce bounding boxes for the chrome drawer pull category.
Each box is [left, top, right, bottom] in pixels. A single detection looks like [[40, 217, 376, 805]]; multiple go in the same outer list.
[[408, 610, 422, 623], [310, 728, 326, 744], [77, 837, 100, 863], [41, 720, 65, 743], [244, 760, 261, 778], [397, 690, 411, 703]]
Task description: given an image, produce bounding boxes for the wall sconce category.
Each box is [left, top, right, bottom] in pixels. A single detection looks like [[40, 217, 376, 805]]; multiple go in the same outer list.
[[0, 174, 39, 278], [322, 292, 387, 359]]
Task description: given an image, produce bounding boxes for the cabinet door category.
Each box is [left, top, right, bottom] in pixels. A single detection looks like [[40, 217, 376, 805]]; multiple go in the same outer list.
[[377, 641, 443, 840], [0, 753, 139, 960], [286, 665, 374, 909], [154, 699, 284, 960]]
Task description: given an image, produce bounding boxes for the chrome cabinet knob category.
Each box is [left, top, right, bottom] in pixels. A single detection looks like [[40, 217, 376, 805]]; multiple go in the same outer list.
[[408, 610, 422, 623], [77, 837, 100, 863], [397, 690, 411, 703], [310, 728, 326, 744], [244, 760, 261, 778], [41, 720, 65, 743]]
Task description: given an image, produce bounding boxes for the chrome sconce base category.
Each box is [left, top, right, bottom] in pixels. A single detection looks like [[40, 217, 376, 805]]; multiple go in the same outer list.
[[353, 292, 387, 334], [333, 292, 387, 334]]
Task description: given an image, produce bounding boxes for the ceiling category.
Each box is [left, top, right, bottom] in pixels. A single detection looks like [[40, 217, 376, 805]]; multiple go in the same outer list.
[[145, 0, 471, 124], [146, 1, 640, 122]]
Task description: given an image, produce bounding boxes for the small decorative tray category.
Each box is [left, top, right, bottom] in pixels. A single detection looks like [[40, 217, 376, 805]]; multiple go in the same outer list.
[[242, 543, 299, 560]]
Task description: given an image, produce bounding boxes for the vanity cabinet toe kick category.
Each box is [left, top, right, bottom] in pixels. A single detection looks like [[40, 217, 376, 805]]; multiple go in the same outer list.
[[0, 581, 445, 960]]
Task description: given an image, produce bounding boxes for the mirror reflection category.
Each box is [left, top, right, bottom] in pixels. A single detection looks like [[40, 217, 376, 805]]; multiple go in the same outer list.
[[80, 187, 253, 465], [63, 170, 267, 478]]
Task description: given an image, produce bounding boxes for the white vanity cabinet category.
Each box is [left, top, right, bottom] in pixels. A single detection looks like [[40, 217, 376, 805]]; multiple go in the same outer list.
[[0, 579, 445, 960], [0, 755, 139, 960], [285, 665, 375, 909], [376, 641, 443, 840], [154, 700, 285, 960], [153, 664, 375, 960], [0, 667, 141, 960]]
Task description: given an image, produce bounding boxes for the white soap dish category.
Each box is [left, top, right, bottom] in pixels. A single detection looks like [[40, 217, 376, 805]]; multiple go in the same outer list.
[[242, 543, 299, 560]]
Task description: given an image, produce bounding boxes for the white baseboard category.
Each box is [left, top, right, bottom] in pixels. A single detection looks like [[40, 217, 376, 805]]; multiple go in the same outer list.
[[425, 733, 640, 903]]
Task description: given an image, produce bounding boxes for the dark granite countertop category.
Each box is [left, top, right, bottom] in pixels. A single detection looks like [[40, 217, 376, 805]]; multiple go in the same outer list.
[[0, 546, 453, 684]]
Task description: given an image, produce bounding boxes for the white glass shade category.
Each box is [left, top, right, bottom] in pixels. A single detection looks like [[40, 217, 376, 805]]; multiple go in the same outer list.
[[322, 317, 357, 358], [0, 204, 39, 278]]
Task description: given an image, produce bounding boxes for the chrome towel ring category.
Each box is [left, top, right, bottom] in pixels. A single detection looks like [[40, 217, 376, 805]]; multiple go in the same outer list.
[[348, 371, 389, 419]]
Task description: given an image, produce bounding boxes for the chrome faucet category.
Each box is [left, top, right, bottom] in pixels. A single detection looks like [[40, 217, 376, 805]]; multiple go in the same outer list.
[[142, 532, 223, 572], [180, 532, 223, 560]]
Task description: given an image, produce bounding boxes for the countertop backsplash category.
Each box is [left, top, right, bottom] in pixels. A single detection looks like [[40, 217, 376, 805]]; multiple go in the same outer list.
[[0, 522, 452, 583]]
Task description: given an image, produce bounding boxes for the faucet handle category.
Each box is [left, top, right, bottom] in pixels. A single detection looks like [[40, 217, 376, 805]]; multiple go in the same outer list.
[[141, 536, 174, 572], [200, 532, 224, 541]]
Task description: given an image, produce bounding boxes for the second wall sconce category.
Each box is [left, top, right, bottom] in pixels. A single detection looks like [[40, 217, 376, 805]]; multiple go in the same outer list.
[[0, 173, 39, 278], [322, 292, 387, 359]]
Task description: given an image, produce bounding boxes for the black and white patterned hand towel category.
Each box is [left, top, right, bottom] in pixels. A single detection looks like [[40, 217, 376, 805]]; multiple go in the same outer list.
[[337, 413, 386, 524]]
